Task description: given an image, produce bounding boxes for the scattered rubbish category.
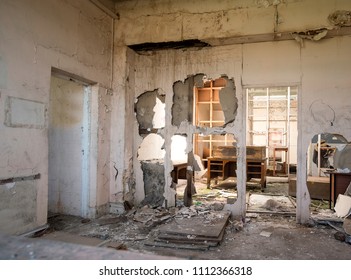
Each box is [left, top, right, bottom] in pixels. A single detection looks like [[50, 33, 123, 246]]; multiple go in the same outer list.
[[248, 194, 296, 214], [105, 241, 128, 250], [81, 218, 91, 224], [260, 231, 272, 237], [334, 232, 346, 242], [263, 199, 281, 211], [145, 211, 231, 250], [97, 216, 127, 226]]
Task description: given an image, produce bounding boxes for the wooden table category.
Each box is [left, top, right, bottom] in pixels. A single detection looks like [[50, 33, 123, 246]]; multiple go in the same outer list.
[[327, 171, 351, 209], [207, 157, 266, 190], [171, 160, 187, 184]]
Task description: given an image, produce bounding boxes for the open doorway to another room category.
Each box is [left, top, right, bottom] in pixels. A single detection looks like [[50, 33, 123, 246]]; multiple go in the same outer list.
[[301, 133, 350, 216], [245, 86, 298, 215], [48, 70, 94, 218], [175, 76, 239, 207]]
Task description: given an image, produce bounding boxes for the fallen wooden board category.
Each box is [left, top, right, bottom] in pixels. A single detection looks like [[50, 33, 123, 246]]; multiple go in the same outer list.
[[158, 226, 225, 244], [144, 240, 210, 251], [154, 237, 218, 247], [158, 232, 222, 243], [157, 211, 230, 238]]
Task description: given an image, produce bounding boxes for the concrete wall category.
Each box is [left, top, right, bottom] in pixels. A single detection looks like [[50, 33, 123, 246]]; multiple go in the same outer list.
[[1, 0, 351, 235], [113, 0, 351, 223], [0, 0, 113, 234]]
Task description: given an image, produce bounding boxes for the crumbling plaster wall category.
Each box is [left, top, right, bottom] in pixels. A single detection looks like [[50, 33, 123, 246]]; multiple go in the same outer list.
[[115, 0, 351, 46], [113, 0, 351, 223], [0, 0, 113, 234], [131, 45, 246, 216]]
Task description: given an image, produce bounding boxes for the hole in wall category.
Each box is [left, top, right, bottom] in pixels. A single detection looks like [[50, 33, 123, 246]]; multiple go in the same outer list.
[[134, 90, 167, 207], [137, 134, 165, 161], [174, 133, 239, 207], [300, 133, 349, 212], [135, 89, 165, 135], [193, 75, 237, 128]]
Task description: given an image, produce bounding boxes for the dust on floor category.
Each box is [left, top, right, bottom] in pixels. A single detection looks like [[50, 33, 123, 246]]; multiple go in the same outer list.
[[30, 178, 350, 260]]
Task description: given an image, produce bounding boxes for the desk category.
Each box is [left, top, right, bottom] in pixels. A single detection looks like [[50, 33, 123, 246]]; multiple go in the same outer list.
[[327, 171, 351, 209], [171, 161, 187, 184], [207, 157, 266, 190]]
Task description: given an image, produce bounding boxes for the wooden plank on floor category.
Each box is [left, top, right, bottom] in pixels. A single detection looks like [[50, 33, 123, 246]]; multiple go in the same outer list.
[[144, 240, 210, 251], [154, 237, 218, 247], [158, 211, 230, 238], [158, 226, 225, 243]]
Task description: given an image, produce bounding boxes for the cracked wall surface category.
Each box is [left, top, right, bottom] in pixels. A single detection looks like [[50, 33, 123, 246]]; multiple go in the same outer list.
[[2, 0, 351, 237], [0, 0, 113, 234], [133, 70, 239, 208]]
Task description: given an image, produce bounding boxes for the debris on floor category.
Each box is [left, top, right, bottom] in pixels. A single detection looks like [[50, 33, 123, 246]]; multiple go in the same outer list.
[[247, 193, 296, 215], [30, 178, 351, 259], [145, 210, 231, 250]]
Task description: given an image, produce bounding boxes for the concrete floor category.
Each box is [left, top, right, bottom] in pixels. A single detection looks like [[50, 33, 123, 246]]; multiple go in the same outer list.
[[1, 178, 350, 260]]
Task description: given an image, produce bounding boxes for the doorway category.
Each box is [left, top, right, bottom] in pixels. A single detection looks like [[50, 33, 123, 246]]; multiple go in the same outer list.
[[48, 74, 91, 217], [246, 86, 298, 176]]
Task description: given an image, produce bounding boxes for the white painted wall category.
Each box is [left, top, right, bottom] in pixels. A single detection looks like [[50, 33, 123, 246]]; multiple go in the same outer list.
[[114, 0, 351, 223], [1, 0, 351, 235], [48, 76, 85, 216], [0, 0, 113, 234]]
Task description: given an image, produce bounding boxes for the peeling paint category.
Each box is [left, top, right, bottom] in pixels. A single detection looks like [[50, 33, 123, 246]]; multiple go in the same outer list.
[[219, 76, 238, 126], [328, 10, 351, 27], [172, 74, 204, 127], [291, 28, 328, 46], [257, 0, 281, 8]]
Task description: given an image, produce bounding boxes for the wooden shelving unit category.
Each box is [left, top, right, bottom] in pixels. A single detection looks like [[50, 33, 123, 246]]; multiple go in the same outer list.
[[194, 78, 233, 165]]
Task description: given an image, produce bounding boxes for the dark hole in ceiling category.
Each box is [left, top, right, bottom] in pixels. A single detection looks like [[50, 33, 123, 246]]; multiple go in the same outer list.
[[128, 39, 211, 52]]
